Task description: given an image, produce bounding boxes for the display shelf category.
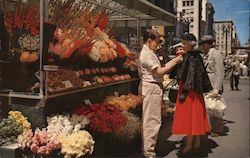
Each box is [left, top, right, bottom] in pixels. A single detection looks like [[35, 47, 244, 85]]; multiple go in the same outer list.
[[0, 78, 139, 100], [46, 78, 139, 99]]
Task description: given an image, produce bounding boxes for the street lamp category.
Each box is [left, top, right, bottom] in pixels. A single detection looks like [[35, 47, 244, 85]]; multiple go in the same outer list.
[[222, 24, 230, 57]]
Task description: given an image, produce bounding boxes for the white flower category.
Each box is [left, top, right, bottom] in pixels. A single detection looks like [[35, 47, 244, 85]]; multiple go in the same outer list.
[[18, 34, 40, 51], [70, 114, 90, 129], [116, 112, 141, 141]]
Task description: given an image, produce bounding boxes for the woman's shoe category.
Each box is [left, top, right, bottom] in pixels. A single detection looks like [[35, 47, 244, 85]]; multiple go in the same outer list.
[[177, 149, 193, 157]]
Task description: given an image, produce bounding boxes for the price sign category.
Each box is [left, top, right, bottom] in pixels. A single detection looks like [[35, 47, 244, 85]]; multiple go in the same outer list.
[[84, 99, 92, 105], [114, 91, 119, 97], [62, 80, 73, 88], [75, 71, 80, 77]]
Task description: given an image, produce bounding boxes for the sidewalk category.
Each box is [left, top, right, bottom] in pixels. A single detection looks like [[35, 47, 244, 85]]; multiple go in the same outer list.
[[158, 78, 250, 158]]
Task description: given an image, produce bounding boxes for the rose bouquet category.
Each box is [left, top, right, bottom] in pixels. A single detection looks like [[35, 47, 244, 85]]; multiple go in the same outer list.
[[74, 104, 126, 134]]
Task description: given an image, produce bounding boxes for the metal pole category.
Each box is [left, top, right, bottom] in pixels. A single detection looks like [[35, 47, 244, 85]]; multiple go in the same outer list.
[[137, 19, 140, 50], [39, 0, 44, 97], [225, 27, 228, 57]]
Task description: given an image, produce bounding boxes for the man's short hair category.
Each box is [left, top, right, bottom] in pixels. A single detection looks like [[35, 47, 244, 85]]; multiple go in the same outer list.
[[143, 29, 161, 43]]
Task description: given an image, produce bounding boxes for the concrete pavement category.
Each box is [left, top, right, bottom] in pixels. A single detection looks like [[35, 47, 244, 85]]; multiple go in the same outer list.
[[159, 78, 250, 158]]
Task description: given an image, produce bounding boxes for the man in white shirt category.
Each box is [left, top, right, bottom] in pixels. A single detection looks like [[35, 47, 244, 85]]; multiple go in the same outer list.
[[138, 30, 183, 157], [200, 35, 225, 136]]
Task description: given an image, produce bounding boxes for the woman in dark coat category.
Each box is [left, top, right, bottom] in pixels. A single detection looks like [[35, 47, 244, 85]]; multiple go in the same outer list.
[[171, 33, 213, 155]]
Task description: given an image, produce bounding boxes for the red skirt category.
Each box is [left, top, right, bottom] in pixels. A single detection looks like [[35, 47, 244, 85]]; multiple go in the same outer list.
[[172, 81, 210, 135]]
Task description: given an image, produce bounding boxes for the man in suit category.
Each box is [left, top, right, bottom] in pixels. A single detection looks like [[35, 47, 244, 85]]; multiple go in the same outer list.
[[200, 35, 225, 136]]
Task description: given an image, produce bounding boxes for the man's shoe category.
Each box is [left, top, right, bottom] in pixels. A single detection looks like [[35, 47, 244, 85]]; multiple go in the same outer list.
[[210, 132, 220, 137]]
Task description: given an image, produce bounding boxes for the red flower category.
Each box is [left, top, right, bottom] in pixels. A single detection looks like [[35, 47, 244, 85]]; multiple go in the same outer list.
[[112, 39, 126, 57], [4, 12, 13, 33], [74, 104, 126, 134], [96, 13, 109, 30]]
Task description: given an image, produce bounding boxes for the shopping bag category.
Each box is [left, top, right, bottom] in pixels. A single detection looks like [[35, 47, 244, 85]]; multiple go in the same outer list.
[[204, 94, 227, 118]]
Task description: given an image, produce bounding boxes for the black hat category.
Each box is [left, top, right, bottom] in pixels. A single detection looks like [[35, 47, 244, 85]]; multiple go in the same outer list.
[[199, 35, 216, 45], [180, 32, 197, 42]]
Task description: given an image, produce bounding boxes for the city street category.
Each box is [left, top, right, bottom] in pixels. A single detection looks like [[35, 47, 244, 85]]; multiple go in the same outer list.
[[157, 78, 250, 158]]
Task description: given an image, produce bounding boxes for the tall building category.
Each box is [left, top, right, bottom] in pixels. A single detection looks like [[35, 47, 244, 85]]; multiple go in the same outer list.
[[213, 21, 239, 57], [175, 0, 214, 41], [201, 0, 214, 35], [205, 1, 214, 35], [175, 0, 204, 41]]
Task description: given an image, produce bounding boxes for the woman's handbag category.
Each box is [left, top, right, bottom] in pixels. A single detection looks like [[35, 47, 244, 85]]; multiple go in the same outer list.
[[233, 68, 241, 76], [204, 94, 227, 118], [168, 80, 179, 103]]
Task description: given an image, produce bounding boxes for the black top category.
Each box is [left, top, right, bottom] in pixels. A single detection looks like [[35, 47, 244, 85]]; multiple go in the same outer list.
[[170, 50, 213, 94]]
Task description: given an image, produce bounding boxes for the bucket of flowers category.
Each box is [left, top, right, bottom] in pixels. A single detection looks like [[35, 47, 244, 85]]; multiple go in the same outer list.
[[18, 114, 94, 158], [73, 103, 127, 155]]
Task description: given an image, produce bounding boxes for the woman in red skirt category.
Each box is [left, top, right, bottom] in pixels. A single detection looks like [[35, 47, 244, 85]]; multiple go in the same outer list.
[[170, 33, 213, 155]]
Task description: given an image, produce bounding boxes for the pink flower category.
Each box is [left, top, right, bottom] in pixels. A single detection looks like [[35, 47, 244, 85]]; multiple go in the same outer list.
[[30, 144, 38, 153], [37, 146, 47, 154]]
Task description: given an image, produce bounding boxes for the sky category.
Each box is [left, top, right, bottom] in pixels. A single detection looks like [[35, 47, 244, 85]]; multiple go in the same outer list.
[[210, 0, 250, 45]]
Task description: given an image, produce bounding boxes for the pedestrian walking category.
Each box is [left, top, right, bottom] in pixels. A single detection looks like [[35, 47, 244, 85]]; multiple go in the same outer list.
[[138, 30, 183, 158], [199, 35, 225, 137], [171, 33, 213, 156], [230, 57, 241, 90], [240, 61, 248, 79]]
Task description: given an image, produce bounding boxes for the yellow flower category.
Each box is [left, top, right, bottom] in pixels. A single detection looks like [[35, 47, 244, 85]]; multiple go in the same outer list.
[[8, 111, 31, 131], [60, 130, 95, 158]]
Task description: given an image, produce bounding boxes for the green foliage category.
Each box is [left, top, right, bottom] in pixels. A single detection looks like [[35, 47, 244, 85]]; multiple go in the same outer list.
[[0, 118, 23, 146]]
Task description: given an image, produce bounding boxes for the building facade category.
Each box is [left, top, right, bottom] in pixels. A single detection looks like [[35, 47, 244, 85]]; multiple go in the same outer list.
[[205, 1, 214, 35], [213, 21, 239, 57], [175, 0, 202, 41], [175, 0, 214, 41]]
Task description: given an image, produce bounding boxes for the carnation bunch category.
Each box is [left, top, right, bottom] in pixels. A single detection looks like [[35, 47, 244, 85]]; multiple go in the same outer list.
[[60, 130, 94, 158], [29, 128, 61, 155], [18, 129, 33, 149], [8, 111, 31, 131], [74, 104, 126, 134], [116, 112, 141, 141]]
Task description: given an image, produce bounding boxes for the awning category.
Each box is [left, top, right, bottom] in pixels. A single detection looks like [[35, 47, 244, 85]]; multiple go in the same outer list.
[[112, 0, 177, 26]]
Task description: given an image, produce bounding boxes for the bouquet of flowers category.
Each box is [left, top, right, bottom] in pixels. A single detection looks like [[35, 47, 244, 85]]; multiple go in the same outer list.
[[29, 128, 61, 155], [8, 111, 31, 131], [18, 34, 40, 51], [60, 130, 94, 158], [115, 112, 141, 141], [18, 114, 94, 157], [74, 104, 126, 134], [4, 2, 40, 35], [104, 93, 142, 111], [0, 117, 23, 145]]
